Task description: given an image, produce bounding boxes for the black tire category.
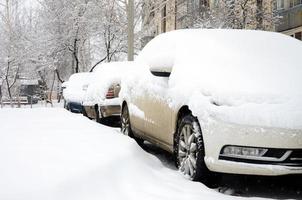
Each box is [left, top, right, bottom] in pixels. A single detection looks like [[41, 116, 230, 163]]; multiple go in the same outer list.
[[64, 100, 67, 109], [66, 103, 70, 111], [95, 105, 101, 123], [82, 106, 88, 117], [121, 104, 144, 145], [174, 114, 221, 188]]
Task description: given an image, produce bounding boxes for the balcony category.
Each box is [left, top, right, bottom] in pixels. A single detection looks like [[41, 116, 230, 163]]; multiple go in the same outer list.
[[276, 4, 302, 32]]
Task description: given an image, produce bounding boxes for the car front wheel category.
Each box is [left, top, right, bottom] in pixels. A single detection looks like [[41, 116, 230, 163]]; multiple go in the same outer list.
[[174, 114, 220, 187]]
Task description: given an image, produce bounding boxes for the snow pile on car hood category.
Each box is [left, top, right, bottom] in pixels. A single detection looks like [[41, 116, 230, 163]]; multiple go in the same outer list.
[[136, 29, 302, 130], [63, 72, 92, 103], [83, 61, 137, 106]]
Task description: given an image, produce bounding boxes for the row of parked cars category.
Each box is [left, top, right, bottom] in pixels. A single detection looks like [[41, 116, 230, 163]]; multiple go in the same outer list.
[[62, 62, 134, 124], [63, 29, 302, 187]]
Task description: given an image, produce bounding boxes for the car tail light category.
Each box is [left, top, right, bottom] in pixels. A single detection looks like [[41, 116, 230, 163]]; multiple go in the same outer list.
[[106, 86, 115, 99]]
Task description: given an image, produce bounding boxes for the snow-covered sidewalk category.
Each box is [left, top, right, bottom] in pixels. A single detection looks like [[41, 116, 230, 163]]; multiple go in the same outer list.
[[0, 108, 263, 200]]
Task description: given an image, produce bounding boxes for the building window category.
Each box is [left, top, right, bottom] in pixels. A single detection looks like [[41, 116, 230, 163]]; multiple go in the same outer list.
[[290, 0, 302, 8], [200, 0, 209, 7], [276, 0, 284, 10]]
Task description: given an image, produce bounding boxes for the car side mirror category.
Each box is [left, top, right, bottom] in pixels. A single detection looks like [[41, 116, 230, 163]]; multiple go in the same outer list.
[[150, 66, 172, 77]]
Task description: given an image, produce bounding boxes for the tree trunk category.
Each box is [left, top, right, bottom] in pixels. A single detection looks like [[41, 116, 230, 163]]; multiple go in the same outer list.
[[5, 60, 13, 107], [48, 71, 56, 107], [127, 0, 134, 61], [73, 38, 80, 73], [55, 69, 64, 83], [89, 56, 107, 72]]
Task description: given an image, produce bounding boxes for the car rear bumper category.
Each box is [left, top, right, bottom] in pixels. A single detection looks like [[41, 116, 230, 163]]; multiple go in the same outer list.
[[202, 119, 302, 176], [67, 102, 83, 113], [83, 105, 98, 119], [100, 105, 121, 118]]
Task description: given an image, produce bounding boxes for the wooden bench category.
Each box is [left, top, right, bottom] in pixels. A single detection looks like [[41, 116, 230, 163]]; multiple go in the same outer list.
[[1, 97, 29, 105]]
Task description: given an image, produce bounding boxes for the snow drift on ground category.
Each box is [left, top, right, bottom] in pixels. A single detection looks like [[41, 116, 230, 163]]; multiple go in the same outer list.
[[63, 72, 92, 103], [82, 61, 136, 106], [122, 29, 302, 130], [0, 108, 265, 200]]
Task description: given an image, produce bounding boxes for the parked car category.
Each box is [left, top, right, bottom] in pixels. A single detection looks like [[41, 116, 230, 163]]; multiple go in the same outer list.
[[82, 62, 134, 123], [63, 72, 91, 113], [120, 29, 302, 186]]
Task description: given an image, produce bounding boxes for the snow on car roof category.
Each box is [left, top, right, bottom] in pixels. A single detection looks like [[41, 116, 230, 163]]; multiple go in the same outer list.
[[138, 29, 302, 96], [63, 72, 92, 103]]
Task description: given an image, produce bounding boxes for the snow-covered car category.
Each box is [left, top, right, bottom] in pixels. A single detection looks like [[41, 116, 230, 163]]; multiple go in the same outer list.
[[120, 29, 302, 186], [63, 72, 91, 113], [82, 62, 135, 122]]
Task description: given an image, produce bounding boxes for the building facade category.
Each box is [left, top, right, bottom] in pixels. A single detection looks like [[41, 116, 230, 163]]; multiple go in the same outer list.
[[142, 0, 211, 41], [141, 0, 176, 45], [141, 0, 301, 46], [275, 0, 302, 40]]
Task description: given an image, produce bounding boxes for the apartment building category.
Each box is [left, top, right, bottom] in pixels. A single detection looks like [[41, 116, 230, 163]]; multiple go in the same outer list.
[[141, 0, 302, 46], [142, 0, 276, 45], [142, 0, 210, 40], [276, 0, 302, 40]]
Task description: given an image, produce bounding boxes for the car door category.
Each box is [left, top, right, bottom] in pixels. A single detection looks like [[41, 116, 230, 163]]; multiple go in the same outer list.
[[134, 34, 176, 147], [142, 72, 174, 147], [126, 69, 149, 135], [128, 93, 147, 135]]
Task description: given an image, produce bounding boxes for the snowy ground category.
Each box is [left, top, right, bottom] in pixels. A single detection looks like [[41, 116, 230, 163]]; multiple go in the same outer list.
[[0, 107, 301, 200]]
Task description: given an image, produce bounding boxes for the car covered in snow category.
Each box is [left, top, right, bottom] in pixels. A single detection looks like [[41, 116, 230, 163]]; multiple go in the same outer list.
[[120, 29, 302, 186], [63, 72, 91, 113], [82, 62, 135, 123]]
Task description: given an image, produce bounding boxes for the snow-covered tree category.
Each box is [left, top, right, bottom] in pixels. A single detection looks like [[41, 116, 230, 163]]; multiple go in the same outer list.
[[35, 0, 142, 77], [191, 0, 278, 30], [0, 0, 33, 102], [0, 0, 143, 104]]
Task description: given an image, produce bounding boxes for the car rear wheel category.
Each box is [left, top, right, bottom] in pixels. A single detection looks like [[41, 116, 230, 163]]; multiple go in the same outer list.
[[121, 104, 133, 137], [95, 106, 101, 123], [82, 106, 88, 117], [121, 104, 144, 145], [174, 114, 220, 187], [66, 103, 70, 111], [64, 100, 67, 109]]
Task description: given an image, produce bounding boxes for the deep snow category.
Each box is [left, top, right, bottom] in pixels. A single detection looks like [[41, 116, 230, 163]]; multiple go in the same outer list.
[[0, 107, 267, 200]]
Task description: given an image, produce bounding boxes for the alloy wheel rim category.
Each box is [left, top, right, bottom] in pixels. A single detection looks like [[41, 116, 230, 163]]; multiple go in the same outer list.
[[121, 108, 130, 136], [178, 124, 198, 179]]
